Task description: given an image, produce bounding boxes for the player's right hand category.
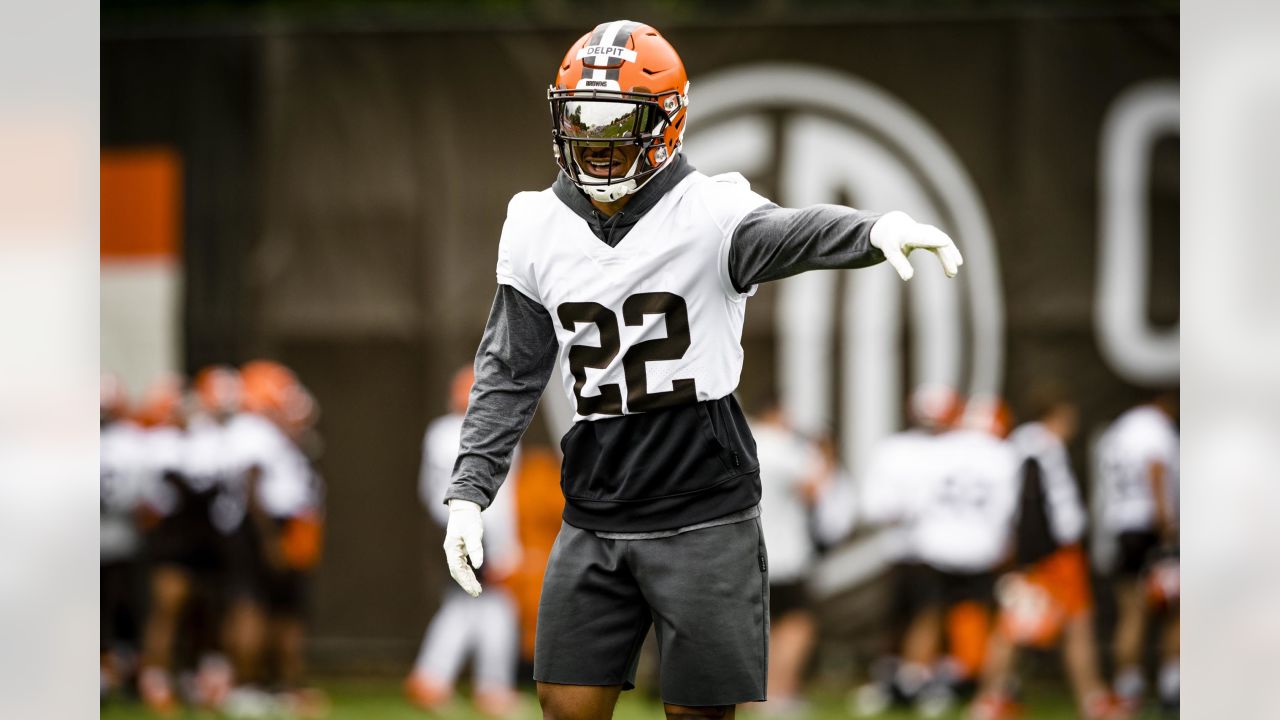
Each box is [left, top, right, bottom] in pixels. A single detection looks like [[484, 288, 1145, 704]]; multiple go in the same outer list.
[[443, 499, 485, 597]]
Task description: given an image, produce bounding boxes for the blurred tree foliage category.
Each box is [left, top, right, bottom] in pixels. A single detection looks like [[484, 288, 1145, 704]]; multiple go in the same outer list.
[[103, 0, 1177, 30]]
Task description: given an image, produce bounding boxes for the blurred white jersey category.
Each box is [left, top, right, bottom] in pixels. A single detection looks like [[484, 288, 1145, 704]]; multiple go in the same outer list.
[[860, 429, 941, 529], [1008, 422, 1086, 546], [228, 412, 317, 519], [184, 415, 253, 534], [137, 424, 186, 516], [182, 412, 315, 533], [496, 172, 768, 422], [753, 420, 826, 583], [914, 429, 1021, 573], [420, 413, 520, 565], [1097, 405, 1179, 534], [101, 420, 149, 561]]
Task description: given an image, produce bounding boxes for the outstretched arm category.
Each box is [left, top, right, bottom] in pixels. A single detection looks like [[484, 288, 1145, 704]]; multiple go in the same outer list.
[[441, 285, 558, 595], [729, 204, 962, 291]]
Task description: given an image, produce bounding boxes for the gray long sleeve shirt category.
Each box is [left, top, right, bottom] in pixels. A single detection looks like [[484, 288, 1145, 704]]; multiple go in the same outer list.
[[445, 155, 883, 520]]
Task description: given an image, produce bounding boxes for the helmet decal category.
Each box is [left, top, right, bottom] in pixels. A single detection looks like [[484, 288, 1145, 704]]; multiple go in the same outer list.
[[579, 20, 640, 81]]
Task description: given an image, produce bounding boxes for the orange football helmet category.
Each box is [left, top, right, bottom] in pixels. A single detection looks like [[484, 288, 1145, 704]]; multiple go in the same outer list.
[[241, 359, 316, 431], [449, 365, 475, 416], [908, 383, 963, 431], [549, 20, 689, 202], [960, 395, 1014, 438], [101, 371, 129, 421], [134, 373, 186, 428], [193, 365, 243, 417]]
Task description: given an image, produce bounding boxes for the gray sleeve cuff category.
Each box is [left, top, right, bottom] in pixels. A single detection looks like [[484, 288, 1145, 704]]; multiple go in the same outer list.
[[443, 466, 499, 510]]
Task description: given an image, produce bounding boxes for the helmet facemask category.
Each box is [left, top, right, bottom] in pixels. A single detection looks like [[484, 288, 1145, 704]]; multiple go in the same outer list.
[[549, 90, 679, 203]]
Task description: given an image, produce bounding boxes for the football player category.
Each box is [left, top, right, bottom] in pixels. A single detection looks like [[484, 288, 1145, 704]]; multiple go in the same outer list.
[[851, 385, 962, 717], [440, 20, 963, 718], [134, 371, 220, 714], [885, 398, 1020, 716], [409, 366, 522, 717], [236, 360, 326, 711], [968, 384, 1119, 720], [1097, 392, 1179, 714], [100, 373, 148, 700], [748, 395, 832, 715]]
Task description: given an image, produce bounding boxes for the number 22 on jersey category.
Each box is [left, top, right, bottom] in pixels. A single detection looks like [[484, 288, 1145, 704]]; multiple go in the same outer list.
[[557, 291, 696, 415]]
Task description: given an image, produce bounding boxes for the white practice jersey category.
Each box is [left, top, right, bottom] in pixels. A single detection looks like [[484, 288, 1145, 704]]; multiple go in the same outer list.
[[496, 171, 770, 423], [1097, 405, 1179, 534], [913, 429, 1021, 573], [138, 424, 187, 517], [1008, 422, 1086, 546], [182, 412, 315, 533], [753, 421, 826, 583], [184, 415, 254, 534], [421, 413, 520, 565], [860, 429, 943, 532], [229, 412, 318, 519], [101, 420, 149, 561]]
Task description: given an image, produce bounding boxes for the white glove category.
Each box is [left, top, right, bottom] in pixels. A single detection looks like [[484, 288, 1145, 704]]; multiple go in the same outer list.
[[442, 499, 484, 597], [869, 210, 964, 281]]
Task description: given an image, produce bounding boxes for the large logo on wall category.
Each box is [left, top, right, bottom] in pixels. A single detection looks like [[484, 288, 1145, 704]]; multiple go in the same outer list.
[[685, 63, 1005, 472], [1096, 80, 1179, 385]]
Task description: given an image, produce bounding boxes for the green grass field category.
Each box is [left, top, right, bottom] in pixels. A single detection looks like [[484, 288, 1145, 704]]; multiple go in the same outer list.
[[100, 678, 1084, 720]]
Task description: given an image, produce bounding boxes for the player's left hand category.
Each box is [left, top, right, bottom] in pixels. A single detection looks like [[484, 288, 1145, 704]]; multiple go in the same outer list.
[[869, 210, 964, 281]]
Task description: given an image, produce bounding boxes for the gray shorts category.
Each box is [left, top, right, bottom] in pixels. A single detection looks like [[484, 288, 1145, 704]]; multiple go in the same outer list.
[[534, 517, 770, 707]]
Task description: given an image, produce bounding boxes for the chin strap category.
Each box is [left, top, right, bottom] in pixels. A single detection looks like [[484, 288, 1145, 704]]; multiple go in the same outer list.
[[579, 152, 642, 202], [579, 147, 674, 203]]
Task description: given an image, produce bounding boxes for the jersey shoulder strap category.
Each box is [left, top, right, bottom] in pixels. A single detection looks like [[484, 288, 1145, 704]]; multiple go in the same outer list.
[[673, 171, 773, 297], [680, 170, 774, 235]]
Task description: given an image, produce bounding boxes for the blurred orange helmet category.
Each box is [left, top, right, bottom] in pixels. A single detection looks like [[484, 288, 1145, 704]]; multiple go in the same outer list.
[[241, 359, 316, 429], [134, 373, 185, 427], [449, 365, 475, 415], [193, 365, 243, 416], [101, 371, 129, 419], [908, 384, 963, 430], [960, 395, 1014, 438], [549, 20, 689, 202]]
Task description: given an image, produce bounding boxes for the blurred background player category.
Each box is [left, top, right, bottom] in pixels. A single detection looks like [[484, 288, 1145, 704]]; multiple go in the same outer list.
[[852, 384, 961, 716], [101, 373, 149, 701], [969, 384, 1117, 720], [242, 360, 324, 698], [134, 371, 225, 714], [186, 364, 276, 711], [897, 397, 1020, 716], [1097, 392, 1179, 715], [118, 363, 325, 717], [133, 365, 269, 713], [750, 395, 833, 716], [406, 366, 521, 717], [229, 360, 327, 714]]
